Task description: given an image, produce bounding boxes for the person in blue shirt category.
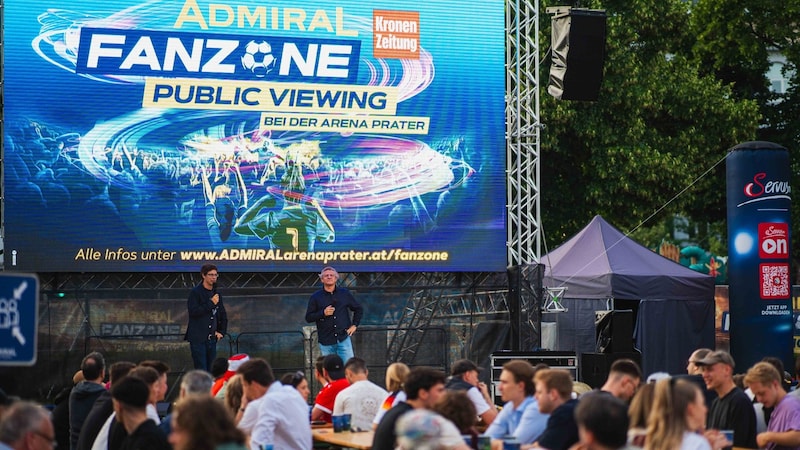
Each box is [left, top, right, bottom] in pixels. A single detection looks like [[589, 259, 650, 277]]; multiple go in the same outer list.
[[305, 266, 363, 363], [484, 360, 549, 446]]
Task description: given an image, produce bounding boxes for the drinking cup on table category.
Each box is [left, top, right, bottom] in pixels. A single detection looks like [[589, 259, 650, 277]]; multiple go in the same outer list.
[[503, 437, 521, 450], [720, 430, 734, 445], [332, 415, 345, 432]]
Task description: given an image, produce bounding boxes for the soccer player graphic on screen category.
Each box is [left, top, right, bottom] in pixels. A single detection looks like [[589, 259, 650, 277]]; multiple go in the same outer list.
[[233, 149, 335, 252]]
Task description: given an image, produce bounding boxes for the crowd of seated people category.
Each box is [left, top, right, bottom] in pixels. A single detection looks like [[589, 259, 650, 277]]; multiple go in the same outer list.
[[2, 347, 799, 450]]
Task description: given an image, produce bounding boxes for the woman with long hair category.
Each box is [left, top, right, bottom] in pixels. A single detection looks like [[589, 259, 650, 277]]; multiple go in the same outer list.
[[169, 396, 247, 450], [628, 382, 655, 447], [223, 375, 244, 418], [645, 378, 710, 450], [280, 371, 311, 402], [373, 362, 410, 429]]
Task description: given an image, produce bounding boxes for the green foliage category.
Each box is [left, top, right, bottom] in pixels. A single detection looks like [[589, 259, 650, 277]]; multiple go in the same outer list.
[[690, 0, 772, 100], [537, 0, 786, 258]]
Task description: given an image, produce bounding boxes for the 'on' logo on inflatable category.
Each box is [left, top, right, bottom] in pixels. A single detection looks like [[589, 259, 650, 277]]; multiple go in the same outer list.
[[759, 222, 788, 259]]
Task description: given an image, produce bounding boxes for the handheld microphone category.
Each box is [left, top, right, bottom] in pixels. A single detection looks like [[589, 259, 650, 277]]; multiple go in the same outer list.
[[211, 282, 219, 314]]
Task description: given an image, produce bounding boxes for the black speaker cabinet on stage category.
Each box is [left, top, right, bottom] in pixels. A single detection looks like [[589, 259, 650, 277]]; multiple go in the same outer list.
[[547, 8, 607, 101], [580, 352, 641, 388], [507, 264, 544, 351], [595, 310, 634, 354]]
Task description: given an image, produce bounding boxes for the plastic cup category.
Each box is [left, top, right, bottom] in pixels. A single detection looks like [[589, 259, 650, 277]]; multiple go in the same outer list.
[[462, 434, 473, 447], [332, 415, 344, 432], [342, 413, 352, 431], [721, 430, 734, 443]]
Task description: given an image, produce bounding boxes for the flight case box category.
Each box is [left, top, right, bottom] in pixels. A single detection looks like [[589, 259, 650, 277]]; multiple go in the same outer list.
[[489, 350, 578, 405]]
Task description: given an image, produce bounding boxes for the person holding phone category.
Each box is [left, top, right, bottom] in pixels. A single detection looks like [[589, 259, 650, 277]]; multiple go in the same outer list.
[[185, 263, 228, 371], [305, 266, 363, 362]]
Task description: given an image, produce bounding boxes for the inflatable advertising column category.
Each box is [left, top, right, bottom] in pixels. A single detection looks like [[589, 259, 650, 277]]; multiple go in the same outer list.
[[726, 141, 792, 372]]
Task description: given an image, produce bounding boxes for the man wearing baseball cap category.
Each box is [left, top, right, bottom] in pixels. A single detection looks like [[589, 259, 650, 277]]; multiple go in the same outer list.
[[311, 354, 351, 423], [695, 350, 757, 449], [445, 359, 497, 425]]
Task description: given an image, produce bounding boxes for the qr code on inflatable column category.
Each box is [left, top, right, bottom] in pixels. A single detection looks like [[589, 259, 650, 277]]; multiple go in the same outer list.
[[760, 263, 790, 299]]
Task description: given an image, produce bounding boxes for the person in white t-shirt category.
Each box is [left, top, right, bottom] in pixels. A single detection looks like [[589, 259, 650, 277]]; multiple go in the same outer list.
[[333, 357, 388, 431]]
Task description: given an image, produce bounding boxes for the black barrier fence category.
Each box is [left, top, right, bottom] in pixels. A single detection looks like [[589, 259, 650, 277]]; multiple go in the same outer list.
[[83, 325, 448, 404], [84, 332, 236, 402], [311, 326, 447, 395], [12, 271, 513, 402]]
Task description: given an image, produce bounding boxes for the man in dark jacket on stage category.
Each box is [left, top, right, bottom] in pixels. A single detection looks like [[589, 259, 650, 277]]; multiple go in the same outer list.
[[185, 263, 228, 371]]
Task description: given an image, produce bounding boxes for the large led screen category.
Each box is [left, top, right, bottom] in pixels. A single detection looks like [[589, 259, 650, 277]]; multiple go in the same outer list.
[[3, 0, 507, 272]]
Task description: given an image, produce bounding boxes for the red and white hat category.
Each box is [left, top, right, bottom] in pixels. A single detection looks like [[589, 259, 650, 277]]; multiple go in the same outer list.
[[227, 353, 250, 374]]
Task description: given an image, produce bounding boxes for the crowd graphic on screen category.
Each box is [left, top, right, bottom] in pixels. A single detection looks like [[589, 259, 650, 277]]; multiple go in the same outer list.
[[5, 119, 473, 258]]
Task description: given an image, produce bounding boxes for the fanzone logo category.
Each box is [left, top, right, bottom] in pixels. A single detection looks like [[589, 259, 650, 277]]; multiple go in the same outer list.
[[737, 172, 791, 207], [759, 222, 789, 259], [75, 27, 360, 84]]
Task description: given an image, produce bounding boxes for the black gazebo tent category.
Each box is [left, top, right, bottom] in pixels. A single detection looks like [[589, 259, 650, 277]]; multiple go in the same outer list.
[[541, 215, 715, 376]]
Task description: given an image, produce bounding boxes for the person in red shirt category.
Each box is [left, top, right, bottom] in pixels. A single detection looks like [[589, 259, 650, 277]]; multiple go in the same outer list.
[[212, 354, 249, 398], [311, 354, 351, 422]]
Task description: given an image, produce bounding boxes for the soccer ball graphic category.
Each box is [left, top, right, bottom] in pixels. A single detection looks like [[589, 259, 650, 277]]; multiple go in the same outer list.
[[241, 40, 276, 77]]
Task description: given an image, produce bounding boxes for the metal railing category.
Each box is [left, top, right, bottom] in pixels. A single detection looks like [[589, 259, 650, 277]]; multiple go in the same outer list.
[[84, 324, 449, 403]]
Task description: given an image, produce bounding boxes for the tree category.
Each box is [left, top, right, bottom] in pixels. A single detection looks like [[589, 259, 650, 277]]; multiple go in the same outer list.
[[691, 0, 800, 267], [539, 0, 762, 254]]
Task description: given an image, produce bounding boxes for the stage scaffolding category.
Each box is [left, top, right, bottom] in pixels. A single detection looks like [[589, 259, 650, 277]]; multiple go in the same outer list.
[[386, 0, 542, 361], [4, 0, 542, 394], [43, 0, 540, 358], [507, 0, 542, 268]]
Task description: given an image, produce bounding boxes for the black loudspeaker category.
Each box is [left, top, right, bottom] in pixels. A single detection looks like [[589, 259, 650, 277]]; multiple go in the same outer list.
[[471, 321, 512, 387], [507, 265, 544, 351], [595, 310, 634, 353], [547, 8, 607, 101], [580, 352, 642, 388]]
